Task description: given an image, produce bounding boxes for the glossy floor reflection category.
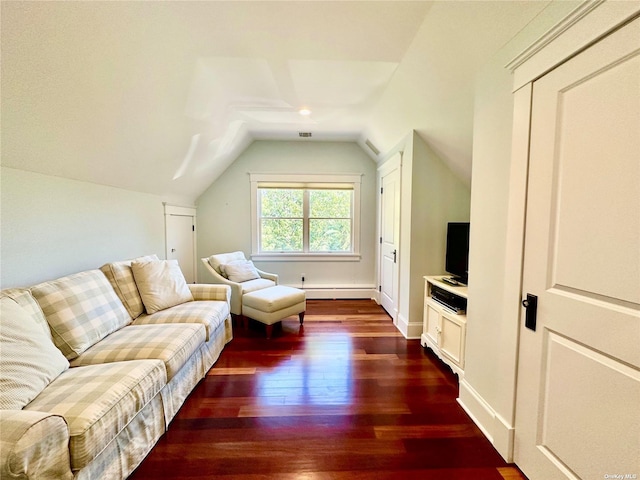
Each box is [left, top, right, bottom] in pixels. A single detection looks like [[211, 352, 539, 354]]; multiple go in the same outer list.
[[257, 333, 353, 406], [130, 299, 527, 480]]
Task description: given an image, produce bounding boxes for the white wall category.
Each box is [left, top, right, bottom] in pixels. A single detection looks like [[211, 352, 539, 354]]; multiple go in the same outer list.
[[1, 167, 166, 288], [196, 140, 377, 294], [459, 0, 581, 461]]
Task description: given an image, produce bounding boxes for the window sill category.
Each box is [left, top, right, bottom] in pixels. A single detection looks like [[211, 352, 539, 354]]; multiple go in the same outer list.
[[251, 253, 361, 262]]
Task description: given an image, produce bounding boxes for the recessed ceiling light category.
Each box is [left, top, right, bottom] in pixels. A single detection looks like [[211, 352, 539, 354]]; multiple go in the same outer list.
[[299, 108, 312, 116]]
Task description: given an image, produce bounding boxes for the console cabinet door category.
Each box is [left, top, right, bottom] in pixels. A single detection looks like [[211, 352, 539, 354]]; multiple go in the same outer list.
[[439, 313, 464, 367], [424, 301, 440, 346]]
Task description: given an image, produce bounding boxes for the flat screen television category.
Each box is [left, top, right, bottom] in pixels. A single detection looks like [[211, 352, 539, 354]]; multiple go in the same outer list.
[[445, 222, 470, 285]]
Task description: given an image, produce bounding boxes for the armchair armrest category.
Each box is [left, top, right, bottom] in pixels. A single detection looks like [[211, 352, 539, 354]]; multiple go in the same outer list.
[[200, 259, 243, 315], [256, 269, 278, 284], [0, 410, 73, 480], [188, 283, 231, 303]]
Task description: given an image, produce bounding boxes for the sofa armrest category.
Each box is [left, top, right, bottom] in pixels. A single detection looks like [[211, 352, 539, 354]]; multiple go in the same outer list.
[[0, 410, 73, 480], [257, 269, 278, 284], [188, 283, 231, 303]]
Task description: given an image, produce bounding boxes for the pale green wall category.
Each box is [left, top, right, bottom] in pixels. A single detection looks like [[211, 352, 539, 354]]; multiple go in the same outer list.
[[196, 140, 377, 289], [408, 133, 470, 329], [386, 131, 470, 338], [0, 167, 165, 288], [396, 132, 470, 336]]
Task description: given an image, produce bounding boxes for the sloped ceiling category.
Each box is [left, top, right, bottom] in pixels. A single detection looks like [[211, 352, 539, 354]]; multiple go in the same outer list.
[[1, 1, 551, 203]]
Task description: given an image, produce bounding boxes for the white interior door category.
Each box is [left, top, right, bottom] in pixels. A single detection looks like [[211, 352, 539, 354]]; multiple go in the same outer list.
[[514, 18, 640, 480], [166, 214, 195, 283], [379, 160, 401, 320]]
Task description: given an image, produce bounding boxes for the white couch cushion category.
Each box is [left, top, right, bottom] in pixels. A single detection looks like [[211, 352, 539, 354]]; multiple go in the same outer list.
[[24, 360, 166, 472], [30, 270, 132, 360], [0, 297, 70, 410], [131, 259, 193, 314], [70, 324, 205, 380], [100, 254, 159, 319]]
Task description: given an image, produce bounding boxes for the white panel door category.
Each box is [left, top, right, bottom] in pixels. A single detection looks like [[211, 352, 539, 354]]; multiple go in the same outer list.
[[166, 214, 195, 283], [379, 163, 401, 320], [514, 18, 640, 480]]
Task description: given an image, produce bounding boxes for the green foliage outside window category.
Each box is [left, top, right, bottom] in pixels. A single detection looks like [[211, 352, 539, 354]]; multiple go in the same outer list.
[[260, 189, 303, 217], [261, 218, 303, 251], [259, 188, 352, 253], [309, 190, 351, 251]]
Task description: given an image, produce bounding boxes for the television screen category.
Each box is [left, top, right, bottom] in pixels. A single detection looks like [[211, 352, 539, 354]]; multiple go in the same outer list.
[[445, 222, 470, 284]]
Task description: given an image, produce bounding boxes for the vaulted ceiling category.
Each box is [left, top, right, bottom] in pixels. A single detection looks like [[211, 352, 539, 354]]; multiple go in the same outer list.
[[1, 1, 551, 203]]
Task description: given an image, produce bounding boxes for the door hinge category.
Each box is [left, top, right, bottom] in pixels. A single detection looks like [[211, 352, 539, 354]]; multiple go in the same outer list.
[[379, 236, 382, 244], [192, 225, 195, 232], [379, 285, 382, 292], [380, 187, 383, 194]]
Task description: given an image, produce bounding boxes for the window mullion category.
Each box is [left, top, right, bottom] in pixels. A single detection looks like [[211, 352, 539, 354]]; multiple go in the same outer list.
[[303, 189, 310, 253]]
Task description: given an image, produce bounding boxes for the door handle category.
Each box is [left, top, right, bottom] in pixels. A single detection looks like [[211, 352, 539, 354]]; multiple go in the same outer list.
[[392, 249, 397, 263], [171, 248, 176, 253], [522, 293, 538, 331]]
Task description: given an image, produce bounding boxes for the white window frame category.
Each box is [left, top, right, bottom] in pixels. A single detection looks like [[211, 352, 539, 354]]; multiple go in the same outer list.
[[250, 173, 362, 262]]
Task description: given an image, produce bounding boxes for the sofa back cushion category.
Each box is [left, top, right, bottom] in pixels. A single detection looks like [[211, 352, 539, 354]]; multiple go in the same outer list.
[[100, 254, 159, 319], [207, 251, 246, 277], [0, 297, 70, 409], [30, 270, 131, 360], [131, 259, 193, 314], [0, 288, 51, 338]]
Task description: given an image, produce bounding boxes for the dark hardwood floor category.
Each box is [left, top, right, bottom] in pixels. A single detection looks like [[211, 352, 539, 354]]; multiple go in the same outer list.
[[130, 299, 527, 479]]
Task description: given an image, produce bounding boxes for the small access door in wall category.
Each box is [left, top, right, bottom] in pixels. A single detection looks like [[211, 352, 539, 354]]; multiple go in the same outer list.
[[164, 204, 197, 283]]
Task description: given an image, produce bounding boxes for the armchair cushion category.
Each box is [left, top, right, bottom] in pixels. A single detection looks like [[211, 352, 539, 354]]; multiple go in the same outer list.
[[0, 297, 69, 410], [222, 260, 261, 283], [207, 251, 246, 277], [131, 259, 193, 314]]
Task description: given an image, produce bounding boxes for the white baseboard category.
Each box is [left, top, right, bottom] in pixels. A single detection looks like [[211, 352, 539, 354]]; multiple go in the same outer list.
[[395, 313, 422, 339], [293, 286, 378, 300], [458, 378, 514, 462]]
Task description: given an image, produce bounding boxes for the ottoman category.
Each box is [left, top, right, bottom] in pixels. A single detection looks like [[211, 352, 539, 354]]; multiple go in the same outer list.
[[242, 285, 306, 338]]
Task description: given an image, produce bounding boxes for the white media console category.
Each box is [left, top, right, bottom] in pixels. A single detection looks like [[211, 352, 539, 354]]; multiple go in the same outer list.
[[421, 276, 468, 377]]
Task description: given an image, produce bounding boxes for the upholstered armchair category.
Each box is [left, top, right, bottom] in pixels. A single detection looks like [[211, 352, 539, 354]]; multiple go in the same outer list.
[[201, 251, 278, 316]]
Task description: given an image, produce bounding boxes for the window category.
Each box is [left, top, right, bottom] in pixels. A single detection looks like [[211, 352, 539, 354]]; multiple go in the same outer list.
[[250, 173, 361, 261]]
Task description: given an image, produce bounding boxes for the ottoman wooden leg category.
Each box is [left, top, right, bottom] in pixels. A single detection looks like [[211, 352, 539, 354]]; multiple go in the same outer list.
[[299, 312, 305, 325], [265, 324, 274, 339]]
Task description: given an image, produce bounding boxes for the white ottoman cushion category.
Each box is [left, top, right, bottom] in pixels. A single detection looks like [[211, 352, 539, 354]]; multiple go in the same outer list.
[[242, 286, 305, 326]]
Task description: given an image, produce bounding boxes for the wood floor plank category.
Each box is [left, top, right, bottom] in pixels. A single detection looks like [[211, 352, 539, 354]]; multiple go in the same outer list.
[[130, 299, 527, 479]]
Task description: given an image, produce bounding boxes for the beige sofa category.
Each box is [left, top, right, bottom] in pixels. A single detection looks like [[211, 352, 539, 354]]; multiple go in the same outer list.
[[0, 255, 232, 480]]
